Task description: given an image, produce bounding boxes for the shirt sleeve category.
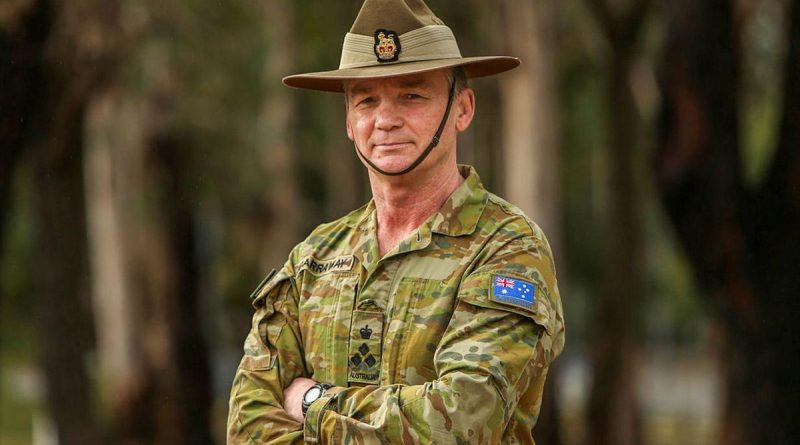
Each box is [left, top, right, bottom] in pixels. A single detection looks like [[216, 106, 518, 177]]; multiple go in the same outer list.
[[304, 234, 565, 444], [226, 267, 307, 445]]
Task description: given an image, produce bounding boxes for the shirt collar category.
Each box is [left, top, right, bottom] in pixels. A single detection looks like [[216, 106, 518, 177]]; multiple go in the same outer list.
[[428, 164, 488, 236], [346, 164, 488, 238]]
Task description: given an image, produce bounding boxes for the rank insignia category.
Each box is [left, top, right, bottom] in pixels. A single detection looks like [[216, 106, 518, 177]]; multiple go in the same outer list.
[[374, 29, 401, 62], [491, 275, 536, 309], [348, 311, 383, 384]]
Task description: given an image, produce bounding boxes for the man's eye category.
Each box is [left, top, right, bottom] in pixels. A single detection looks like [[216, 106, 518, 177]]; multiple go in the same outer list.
[[357, 97, 376, 107], [404, 93, 423, 100]]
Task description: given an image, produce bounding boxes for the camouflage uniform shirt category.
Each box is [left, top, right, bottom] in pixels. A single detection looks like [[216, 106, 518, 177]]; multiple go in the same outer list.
[[227, 165, 565, 444]]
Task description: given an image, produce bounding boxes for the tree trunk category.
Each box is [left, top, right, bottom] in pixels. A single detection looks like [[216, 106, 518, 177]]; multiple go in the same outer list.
[[84, 90, 139, 416], [12, 1, 114, 443], [499, 1, 563, 442], [141, 132, 214, 445], [656, 0, 800, 443], [500, 0, 563, 247], [587, 49, 643, 445], [31, 99, 101, 445], [0, 0, 48, 255], [259, 0, 304, 270], [583, 1, 650, 444], [83, 86, 214, 445], [27, 1, 102, 438]]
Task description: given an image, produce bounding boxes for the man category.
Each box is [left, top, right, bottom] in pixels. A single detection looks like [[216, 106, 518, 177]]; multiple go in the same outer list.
[[227, 0, 565, 443]]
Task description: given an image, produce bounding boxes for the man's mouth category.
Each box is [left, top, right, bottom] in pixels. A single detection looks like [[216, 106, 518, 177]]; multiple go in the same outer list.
[[373, 142, 410, 150]]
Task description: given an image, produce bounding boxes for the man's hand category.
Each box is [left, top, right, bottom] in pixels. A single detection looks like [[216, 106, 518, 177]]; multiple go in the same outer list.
[[284, 376, 317, 423]]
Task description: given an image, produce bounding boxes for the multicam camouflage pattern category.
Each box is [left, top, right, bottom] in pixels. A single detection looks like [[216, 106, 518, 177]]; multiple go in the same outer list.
[[227, 165, 565, 444]]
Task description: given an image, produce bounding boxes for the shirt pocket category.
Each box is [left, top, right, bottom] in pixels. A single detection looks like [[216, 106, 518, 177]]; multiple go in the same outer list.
[[297, 271, 359, 383], [390, 277, 454, 385]]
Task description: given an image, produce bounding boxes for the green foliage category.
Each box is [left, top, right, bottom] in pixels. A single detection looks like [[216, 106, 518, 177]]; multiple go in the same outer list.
[[560, 36, 607, 344], [643, 201, 706, 345], [0, 379, 39, 445], [740, 0, 786, 186], [0, 165, 37, 445], [0, 165, 36, 362]]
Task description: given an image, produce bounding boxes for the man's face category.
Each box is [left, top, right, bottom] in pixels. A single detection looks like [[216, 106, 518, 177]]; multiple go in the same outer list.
[[344, 69, 473, 176]]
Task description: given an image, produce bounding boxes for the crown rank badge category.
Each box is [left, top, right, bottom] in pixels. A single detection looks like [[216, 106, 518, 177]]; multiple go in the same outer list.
[[374, 29, 401, 62]]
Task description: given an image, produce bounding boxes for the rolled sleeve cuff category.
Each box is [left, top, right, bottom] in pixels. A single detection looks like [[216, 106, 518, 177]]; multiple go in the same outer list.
[[303, 387, 343, 443]]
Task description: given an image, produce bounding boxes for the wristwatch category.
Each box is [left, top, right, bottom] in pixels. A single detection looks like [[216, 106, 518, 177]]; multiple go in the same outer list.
[[301, 383, 333, 416]]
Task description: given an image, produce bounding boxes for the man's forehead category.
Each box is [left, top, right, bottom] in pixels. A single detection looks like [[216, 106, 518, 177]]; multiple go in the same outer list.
[[345, 70, 448, 94]]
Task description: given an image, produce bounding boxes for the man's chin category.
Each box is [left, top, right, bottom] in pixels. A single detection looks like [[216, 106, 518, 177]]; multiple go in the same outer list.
[[363, 158, 417, 175]]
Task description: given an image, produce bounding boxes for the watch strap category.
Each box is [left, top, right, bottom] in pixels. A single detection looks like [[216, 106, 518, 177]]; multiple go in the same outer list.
[[301, 383, 332, 415], [303, 388, 341, 444]]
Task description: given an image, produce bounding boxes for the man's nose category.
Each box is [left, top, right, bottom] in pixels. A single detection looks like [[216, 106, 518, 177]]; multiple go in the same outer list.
[[374, 100, 403, 130]]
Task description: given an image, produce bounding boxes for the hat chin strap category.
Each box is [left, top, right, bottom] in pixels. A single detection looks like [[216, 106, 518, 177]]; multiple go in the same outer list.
[[354, 81, 456, 177]]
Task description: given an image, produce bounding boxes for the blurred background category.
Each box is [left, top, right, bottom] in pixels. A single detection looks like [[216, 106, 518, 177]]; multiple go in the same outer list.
[[1, 0, 798, 444]]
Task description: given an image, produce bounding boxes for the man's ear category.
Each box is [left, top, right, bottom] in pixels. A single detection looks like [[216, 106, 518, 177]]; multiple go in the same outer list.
[[346, 112, 355, 141], [454, 88, 476, 132], [343, 90, 356, 141]]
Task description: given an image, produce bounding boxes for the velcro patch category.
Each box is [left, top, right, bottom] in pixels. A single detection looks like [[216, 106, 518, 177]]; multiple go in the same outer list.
[[491, 274, 536, 309], [297, 255, 356, 276], [348, 311, 383, 385]]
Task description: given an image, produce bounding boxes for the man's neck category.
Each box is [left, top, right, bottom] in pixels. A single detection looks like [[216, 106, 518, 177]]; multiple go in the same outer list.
[[370, 164, 464, 257]]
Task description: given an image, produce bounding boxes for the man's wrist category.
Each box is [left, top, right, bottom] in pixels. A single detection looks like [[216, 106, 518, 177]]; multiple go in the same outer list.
[[303, 387, 342, 444], [301, 382, 333, 416]]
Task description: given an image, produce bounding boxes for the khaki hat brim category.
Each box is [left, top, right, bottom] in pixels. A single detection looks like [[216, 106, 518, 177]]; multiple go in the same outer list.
[[282, 56, 520, 93]]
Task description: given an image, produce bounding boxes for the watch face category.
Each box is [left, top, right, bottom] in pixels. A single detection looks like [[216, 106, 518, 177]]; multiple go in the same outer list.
[[303, 386, 322, 404]]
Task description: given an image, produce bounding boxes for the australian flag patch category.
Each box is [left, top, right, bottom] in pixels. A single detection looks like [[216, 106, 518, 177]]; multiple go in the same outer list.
[[492, 275, 536, 309]]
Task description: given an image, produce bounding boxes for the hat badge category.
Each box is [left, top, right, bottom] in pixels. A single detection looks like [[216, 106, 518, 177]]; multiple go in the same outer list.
[[374, 29, 401, 62]]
